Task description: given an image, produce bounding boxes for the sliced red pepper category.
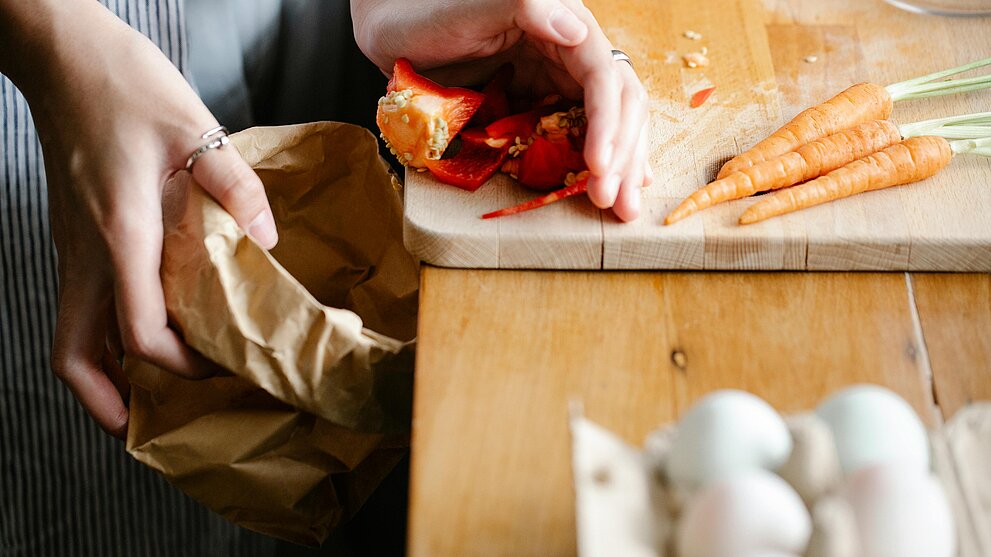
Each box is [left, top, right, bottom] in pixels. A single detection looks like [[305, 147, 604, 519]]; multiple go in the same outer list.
[[378, 58, 486, 167], [481, 177, 589, 219], [471, 64, 514, 127], [423, 129, 509, 192], [484, 111, 539, 143], [565, 146, 586, 172], [388, 59, 485, 131], [690, 86, 716, 108], [516, 135, 585, 191]]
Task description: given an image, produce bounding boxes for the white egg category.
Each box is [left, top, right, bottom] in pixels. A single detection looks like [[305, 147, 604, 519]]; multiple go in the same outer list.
[[667, 390, 792, 493], [841, 463, 956, 557], [676, 471, 812, 557], [816, 385, 929, 475]]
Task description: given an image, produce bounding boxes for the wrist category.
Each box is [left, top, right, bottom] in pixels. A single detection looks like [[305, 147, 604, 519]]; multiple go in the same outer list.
[[0, 0, 122, 97]]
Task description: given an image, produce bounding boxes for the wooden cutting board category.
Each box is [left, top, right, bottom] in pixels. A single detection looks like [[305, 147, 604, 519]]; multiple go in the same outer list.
[[403, 0, 991, 271]]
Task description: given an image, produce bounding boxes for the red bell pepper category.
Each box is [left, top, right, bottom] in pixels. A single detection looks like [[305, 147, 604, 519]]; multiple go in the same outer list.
[[484, 111, 540, 144], [481, 175, 590, 219], [424, 129, 509, 192], [378, 58, 486, 167], [471, 64, 514, 127], [690, 86, 716, 108], [378, 60, 594, 198], [515, 135, 586, 191]]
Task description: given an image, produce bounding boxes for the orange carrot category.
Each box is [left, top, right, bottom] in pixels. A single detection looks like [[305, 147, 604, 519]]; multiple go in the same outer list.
[[738, 136, 953, 225], [717, 82, 893, 179], [665, 120, 902, 224], [718, 57, 991, 179]]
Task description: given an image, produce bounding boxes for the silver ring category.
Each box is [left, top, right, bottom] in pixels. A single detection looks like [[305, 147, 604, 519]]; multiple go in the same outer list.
[[184, 125, 230, 171], [611, 49, 634, 70]]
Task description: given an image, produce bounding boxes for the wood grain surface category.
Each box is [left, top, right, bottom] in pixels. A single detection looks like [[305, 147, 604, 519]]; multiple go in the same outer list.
[[912, 274, 991, 420], [408, 268, 991, 556], [402, 0, 991, 271], [406, 0, 991, 554]]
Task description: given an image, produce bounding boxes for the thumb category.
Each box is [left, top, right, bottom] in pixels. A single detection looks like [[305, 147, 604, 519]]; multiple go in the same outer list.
[[514, 0, 589, 47], [191, 143, 279, 249]]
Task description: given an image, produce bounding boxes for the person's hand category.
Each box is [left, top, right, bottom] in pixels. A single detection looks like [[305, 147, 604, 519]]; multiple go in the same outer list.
[[1, 1, 278, 438], [352, 0, 652, 221]]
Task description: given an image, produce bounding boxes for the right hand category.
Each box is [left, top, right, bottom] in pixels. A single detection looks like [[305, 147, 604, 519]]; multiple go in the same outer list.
[[352, 0, 653, 222], [5, 1, 278, 438]]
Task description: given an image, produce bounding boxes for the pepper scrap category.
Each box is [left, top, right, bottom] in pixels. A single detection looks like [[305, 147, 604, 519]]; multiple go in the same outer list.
[[377, 58, 485, 168], [423, 130, 509, 192], [690, 86, 716, 108], [482, 172, 591, 219], [514, 135, 585, 190], [375, 60, 594, 209], [471, 63, 514, 127], [484, 111, 540, 149]]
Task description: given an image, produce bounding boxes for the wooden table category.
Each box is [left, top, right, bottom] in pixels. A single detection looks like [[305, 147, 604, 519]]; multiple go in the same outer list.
[[406, 1, 991, 555]]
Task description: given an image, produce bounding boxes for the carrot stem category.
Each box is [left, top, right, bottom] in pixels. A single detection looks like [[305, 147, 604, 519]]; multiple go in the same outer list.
[[898, 111, 991, 140], [886, 56, 991, 101], [481, 178, 589, 219], [888, 56, 991, 88], [950, 136, 991, 157]]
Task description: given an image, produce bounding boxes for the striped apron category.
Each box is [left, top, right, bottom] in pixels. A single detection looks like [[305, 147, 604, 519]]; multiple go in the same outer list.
[[0, 1, 275, 554]]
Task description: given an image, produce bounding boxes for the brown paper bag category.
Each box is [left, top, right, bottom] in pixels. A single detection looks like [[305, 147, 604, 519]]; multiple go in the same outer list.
[[126, 122, 418, 545]]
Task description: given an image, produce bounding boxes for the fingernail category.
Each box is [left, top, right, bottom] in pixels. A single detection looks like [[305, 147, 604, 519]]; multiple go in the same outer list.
[[248, 210, 278, 250], [549, 8, 587, 44], [604, 173, 621, 200], [600, 143, 615, 173], [630, 188, 642, 212]]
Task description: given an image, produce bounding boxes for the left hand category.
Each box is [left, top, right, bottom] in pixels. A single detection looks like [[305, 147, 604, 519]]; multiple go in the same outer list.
[[351, 0, 652, 222]]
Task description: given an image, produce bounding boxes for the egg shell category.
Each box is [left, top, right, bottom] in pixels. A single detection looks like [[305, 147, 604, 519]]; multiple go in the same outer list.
[[805, 495, 860, 557], [816, 385, 929, 475], [676, 470, 812, 557], [841, 463, 956, 557], [777, 413, 842, 505], [667, 390, 793, 493]]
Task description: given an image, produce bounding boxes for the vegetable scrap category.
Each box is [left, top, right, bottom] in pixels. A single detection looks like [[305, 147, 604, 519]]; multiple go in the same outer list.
[[683, 49, 709, 69], [376, 58, 591, 217], [377, 58, 484, 169], [690, 86, 716, 109], [683, 30, 703, 40], [482, 172, 590, 219], [663, 56, 991, 226], [804, 55, 819, 63]]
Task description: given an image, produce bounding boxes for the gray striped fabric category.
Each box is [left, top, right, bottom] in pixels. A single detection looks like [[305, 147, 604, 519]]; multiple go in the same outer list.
[[1, 1, 274, 555]]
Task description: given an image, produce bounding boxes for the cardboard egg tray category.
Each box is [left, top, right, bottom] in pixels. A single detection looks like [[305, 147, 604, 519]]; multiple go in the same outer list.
[[570, 403, 991, 557]]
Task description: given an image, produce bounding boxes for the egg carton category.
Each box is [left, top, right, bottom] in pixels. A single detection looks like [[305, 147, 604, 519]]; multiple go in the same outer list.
[[570, 399, 991, 557]]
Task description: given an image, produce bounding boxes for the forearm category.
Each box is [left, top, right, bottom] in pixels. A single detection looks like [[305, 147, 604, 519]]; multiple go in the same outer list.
[[0, 0, 127, 97]]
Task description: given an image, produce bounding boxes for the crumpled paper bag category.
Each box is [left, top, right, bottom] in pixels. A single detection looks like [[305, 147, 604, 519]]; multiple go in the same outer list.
[[126, 122, 418, 545]]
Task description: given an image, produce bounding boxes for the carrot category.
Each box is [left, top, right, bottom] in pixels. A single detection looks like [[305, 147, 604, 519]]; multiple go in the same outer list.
[[717, 82, 894, 179], [665, 119, 902, 224], [738, 136, 953, 225], [482, 174, 588, 219], [716, 57, 991, 179]]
